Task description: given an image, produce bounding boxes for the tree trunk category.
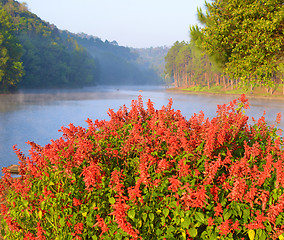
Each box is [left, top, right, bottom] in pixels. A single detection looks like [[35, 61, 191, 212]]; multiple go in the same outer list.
[[223, 76, 226, 88], [205, 72, 210, 89], [174, 70, 177, 87], [215, 74, 219, 86]]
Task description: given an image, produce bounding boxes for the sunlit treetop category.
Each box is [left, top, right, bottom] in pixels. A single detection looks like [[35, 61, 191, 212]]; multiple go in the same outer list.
[[191, 0, 283, 87]]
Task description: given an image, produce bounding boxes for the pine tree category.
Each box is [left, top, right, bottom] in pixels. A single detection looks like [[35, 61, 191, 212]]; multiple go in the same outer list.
[[192, 0, 284, 88]]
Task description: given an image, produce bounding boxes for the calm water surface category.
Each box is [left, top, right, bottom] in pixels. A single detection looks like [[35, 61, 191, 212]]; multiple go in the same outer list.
[[0, 85, 283, 172]]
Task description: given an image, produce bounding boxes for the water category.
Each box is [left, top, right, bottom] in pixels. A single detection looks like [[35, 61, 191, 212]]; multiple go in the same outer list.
[[0, 85, 283, 172]]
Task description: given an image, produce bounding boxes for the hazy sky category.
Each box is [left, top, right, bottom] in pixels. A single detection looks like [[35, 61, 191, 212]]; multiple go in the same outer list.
[[18, 0, 205, 48]]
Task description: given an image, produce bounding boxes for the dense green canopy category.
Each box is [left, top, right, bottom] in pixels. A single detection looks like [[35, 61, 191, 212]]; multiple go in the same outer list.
[[165, 0, 284, 91], [0, 8, 23, 91], [194, 0, 283, 87], [0, 0, 163, 91]]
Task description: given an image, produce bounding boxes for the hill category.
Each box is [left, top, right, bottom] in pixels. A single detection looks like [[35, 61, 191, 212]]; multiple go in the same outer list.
[[0, 0, 167, 91], [61, 31, 165, 85], [0, 0, 98, 90]]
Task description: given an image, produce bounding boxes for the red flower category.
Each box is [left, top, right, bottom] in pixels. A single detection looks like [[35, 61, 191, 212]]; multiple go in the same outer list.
[[218, 219, 233, 235], [276, 112, 282, 124], [246, 210, 267, 229], [238, 94, 249, 109], [24, 232, 36, 240], [232, 220, 240, 230], [214, 203, 223, 217], [93, 215, 109, 237], [178, 158, 190, 178], [109, 199, 139, 239], [208, 217, 214, 226], [36, 222, 46, 240], [73, 198, 82, 207], [74, 222, 84, 235], [168, 176, 182, 193]]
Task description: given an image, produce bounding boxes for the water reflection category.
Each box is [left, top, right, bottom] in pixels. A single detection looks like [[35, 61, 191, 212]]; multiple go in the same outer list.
[[0, 86, 283, 172]]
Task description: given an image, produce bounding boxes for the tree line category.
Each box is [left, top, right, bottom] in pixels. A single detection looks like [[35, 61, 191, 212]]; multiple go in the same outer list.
[[0, 0, 99, 92], [0, 0, 163, 92], [165, 0, 283, 93], [64, 31, 164, 86]]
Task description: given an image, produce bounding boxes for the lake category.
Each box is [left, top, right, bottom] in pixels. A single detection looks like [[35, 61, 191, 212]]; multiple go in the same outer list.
[[1, 85, 283, 173]]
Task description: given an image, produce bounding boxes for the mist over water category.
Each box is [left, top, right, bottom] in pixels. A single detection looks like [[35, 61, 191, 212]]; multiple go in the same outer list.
[[1, 85, 284, 173]]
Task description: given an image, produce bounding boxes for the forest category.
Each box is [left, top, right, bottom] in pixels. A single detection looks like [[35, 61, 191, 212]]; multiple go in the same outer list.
[[61, 31, 166, 86], [0, 0, 164, 92], [165, 0, 283, 94]]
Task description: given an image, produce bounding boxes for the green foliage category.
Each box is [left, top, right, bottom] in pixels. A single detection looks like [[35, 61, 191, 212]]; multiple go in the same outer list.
[[134, 46, 169, 79], [1, 0, 164, 90], [164, 40, 224, 89], [0, 7, 23, 92], [1, 0, 98, 89], [62, 31, 163, 86], [193, 0, 284, 87], [1, 96, 284, 239], [165, 0, 283, 92]]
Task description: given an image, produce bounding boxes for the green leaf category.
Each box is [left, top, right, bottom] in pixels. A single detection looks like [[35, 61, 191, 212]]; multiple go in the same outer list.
[[256, 229, 266, 240], [243, 208, 250, 220], [38, 210, 42, 219], [248, 229, 255, 240], [188, 228, 198, 237], [109, 197, 115, 205], [236, 204, 242, 217], [167, 226, 175, 234], [161, 216, 166, 225], [195, 212, 205, 223], [128, 209, 135, 220], [23, 200, 29, 208], [59, 217, 65, 227], [223, 210, 232, 220], [181, 216, 190, 229], [265, 223, 272, 233], [156, 229, 162, 236], [163, 208, 169, 217], [86, 215, 94, 227], [169, 201, 177, 208], [276, 215, 283, 225], [181, 230, 186, 239], [142, 213, 147, 222], [149, 213, 154, 222], [144, 206, 151, 211], [40, 201, 45, 209], [25, 209, 30, 217]]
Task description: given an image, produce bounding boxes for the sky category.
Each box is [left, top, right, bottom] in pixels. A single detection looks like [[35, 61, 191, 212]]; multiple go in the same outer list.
[[17, 0, 206, 48]]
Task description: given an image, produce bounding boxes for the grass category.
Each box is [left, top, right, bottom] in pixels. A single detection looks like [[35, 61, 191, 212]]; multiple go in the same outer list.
[[170, 84, 284, 99]]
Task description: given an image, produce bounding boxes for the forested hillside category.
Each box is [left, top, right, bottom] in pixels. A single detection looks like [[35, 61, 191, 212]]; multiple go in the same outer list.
[[132, 46, 169, 79], [165, 0, 283, 94], [62, 31, 164, 85], [0, 0, 164, 92], [0, 0, 98, 90]]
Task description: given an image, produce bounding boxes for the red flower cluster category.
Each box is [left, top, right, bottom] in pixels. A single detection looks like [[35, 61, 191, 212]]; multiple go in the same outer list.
[[0, 95, 284, 239]]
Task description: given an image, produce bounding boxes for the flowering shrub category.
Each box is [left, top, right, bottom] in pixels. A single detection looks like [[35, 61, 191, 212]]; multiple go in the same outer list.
[[1, 95, 284, 239]]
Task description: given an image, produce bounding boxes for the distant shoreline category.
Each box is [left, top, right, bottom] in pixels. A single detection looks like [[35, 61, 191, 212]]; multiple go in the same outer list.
[[166, 87, 284, 101]]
